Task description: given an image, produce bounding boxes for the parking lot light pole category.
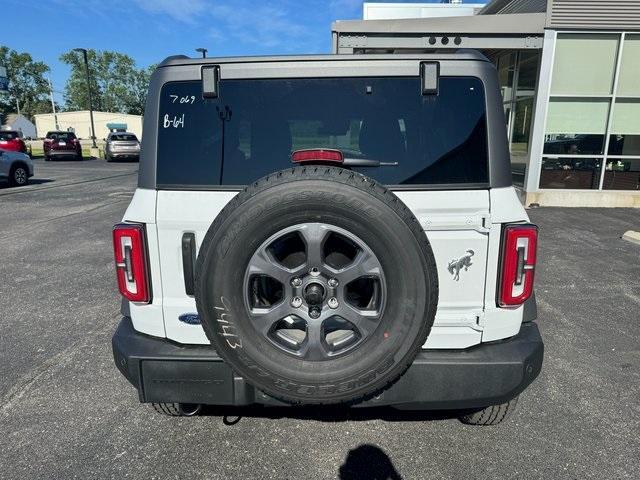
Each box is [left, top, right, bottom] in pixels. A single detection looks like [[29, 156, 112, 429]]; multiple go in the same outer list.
[[73, 48, 97, 148], [196, 48, 208, 58], [47, 76, 59, 130]]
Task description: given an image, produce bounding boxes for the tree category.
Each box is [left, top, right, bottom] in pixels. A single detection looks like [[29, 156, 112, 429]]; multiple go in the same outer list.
[[60, 49, 153, 115], [125, 65, 155, 115], [59, 49, 102, 112], [0, 46, 53, 121]]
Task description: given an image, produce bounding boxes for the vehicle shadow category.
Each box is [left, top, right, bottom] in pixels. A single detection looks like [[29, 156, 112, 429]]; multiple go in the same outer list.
[[339, 444, 403, 480], [105, 158, 140, 163], [0, 178, 54, 189], [199, 404, 461, 425], [34, 156, 99, 162]]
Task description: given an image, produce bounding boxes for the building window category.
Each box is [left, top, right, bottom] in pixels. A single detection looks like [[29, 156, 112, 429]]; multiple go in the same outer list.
[[540, 32, 640, 191], [543, 99, 609, 155], [608, 100, 640, 156], [605, 100, 640, 190], [550, 34, 618, 96], [497, 50, 540, 188], [540, 157, 601, 189], [616, 35, 640, 97]]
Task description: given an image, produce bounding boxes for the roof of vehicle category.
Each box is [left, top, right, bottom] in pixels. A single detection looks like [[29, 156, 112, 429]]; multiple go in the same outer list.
[[158, 51, 489, 68], [46, 131, 74, 134], [108, 131, 137, 136]]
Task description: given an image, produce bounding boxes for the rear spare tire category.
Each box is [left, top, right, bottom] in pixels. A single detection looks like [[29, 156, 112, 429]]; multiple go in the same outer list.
[[195, 167, 438, 405]]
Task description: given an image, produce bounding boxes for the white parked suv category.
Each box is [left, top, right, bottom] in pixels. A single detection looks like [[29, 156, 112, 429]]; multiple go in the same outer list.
[[112, 53, 543, 424]]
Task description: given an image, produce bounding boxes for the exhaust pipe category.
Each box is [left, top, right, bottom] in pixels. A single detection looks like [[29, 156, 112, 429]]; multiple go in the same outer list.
[[178, 403, 202, 416]]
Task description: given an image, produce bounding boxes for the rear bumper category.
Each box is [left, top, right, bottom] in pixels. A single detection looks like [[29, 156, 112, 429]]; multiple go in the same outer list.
[[107, 151, 140, 158], [112, 317, 543, 410], [46, 149, 79, 156]]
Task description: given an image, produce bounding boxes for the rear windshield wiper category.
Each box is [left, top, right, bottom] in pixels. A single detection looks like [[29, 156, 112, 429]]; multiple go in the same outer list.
[[290, 149, 398, 168], [343, 158, 398, 167]]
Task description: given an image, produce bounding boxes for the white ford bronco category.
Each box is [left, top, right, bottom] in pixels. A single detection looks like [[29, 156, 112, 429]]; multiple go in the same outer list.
[[112, 53, 543, 425]]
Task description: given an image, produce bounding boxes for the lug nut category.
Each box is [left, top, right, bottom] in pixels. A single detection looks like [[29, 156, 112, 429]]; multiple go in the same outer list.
[[291, 296, 303, 308], [309, 307, 321, 319], [328, 297, 339, 309], [291, 277, 302, 287], [328, 278, 339, 288]]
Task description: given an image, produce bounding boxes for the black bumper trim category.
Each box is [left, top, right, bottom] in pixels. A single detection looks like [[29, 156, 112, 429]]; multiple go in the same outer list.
[[112, 317, 543, 410]]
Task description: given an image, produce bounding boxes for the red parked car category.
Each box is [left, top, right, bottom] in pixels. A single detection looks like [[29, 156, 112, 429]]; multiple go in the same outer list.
[[43, 131, 83, 161], [0, 130, 28, 154]]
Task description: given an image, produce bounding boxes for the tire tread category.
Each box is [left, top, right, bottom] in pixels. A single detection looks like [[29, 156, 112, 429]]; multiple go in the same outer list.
[[152, 402, 181, 416], [459, 397, 519, 426]]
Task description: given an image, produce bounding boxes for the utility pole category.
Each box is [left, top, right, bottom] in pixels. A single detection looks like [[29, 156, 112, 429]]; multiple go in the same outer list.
[[47, 76, 59, 130], [73, 48, 97, 148], [196, 48, 208, 58]]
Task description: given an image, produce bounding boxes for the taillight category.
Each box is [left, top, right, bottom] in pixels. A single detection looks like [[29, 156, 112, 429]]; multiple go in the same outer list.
[[292, 148, 344, 164], [112, 223, 150, 303], [498, 224, 538, 308]]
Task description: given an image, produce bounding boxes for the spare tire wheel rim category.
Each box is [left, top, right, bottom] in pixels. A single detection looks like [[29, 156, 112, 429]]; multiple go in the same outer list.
[[243, 222, 387, 360]]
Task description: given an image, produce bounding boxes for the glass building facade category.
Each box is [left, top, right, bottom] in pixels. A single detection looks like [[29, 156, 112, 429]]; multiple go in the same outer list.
[[333, 0, 640, 205], [496, 51, 540, 187], [538, 33, 640, 192]]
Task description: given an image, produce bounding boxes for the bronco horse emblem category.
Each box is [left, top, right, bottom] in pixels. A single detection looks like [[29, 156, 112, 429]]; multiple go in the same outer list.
[[447, 249, 474, 281]]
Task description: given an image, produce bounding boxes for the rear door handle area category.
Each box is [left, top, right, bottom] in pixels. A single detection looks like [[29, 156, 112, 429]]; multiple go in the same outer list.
[[182, 232, 196, 296]]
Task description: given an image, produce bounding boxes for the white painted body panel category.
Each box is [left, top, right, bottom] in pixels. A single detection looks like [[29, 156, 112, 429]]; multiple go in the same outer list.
[[123, 186, 529, 349], [121, 189, 165, 337], [155, 190, 238, 343], [395, 191, 489, 348], [482, 187, 530, 341]]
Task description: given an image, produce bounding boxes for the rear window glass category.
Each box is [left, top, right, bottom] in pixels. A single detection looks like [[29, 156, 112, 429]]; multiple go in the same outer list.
[[0, 131, 19, 140], [110, 134, 138, 141], [47, 132, 76, 141], [157, 76, 488, 187]]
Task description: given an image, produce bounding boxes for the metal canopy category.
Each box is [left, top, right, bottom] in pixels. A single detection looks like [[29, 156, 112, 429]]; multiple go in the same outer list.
[[479, 0, 547, 15], [332, 12, 545, 53]]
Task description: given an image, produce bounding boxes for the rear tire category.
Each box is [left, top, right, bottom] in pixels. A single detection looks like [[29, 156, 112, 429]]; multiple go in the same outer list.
[[151, 403, 202, 417], [458, 396, 519, 426], [9, 165, 29, 187], [44, 155, 51, 161]]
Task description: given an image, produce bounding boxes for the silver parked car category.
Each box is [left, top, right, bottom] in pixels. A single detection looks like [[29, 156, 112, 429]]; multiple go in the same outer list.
[[0, 149, 34, 187], [105, 132, 140, 162]]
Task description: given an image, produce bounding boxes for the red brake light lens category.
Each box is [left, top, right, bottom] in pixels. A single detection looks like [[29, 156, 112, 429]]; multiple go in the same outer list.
[[112, 223, 150, 303], [291, 149, 344, 164], [498, 224, 538, 308]]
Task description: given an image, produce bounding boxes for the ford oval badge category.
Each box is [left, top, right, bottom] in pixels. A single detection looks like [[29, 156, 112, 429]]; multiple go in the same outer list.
[[178, 313, 201, 325]]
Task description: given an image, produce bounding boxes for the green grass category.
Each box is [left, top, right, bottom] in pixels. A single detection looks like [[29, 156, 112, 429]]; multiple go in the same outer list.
[[30, 147, 96, 158]]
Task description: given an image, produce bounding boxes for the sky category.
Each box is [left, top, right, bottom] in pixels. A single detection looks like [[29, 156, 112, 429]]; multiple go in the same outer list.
[[2, 0, 482, 106]]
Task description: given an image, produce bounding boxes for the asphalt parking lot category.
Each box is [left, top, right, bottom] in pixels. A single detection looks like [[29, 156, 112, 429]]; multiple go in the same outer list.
[[1, 158, 639, 479]]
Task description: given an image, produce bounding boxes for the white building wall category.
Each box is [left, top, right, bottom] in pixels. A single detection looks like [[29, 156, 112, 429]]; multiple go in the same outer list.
[[363, 2, 485, 20], [5, 114, 37, 139], [34, 111, 143, 139]]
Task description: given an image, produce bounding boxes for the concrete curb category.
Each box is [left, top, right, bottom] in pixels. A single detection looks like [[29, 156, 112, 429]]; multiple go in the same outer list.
[[622, 230, 640, 246]]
